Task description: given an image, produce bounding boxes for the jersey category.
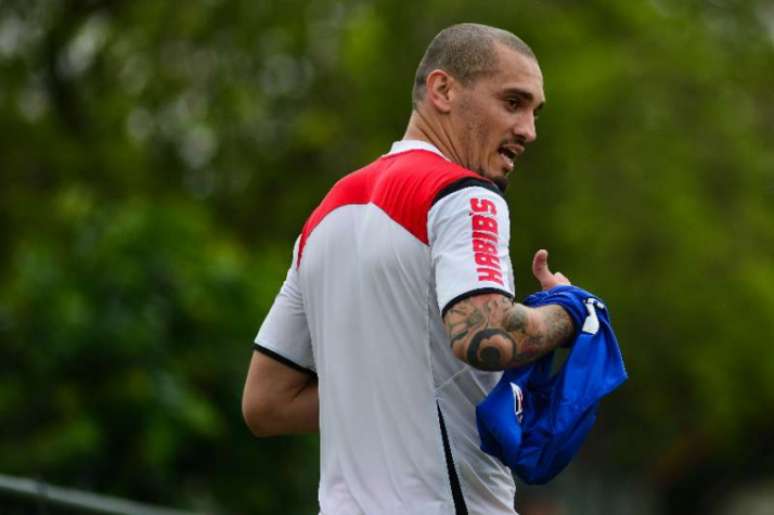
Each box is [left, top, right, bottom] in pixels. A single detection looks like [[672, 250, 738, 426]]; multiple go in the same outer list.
[[255, 140, 519, 515]]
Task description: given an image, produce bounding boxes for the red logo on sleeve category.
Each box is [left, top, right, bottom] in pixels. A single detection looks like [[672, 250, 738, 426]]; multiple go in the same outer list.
[[470, 198, 503, 285]]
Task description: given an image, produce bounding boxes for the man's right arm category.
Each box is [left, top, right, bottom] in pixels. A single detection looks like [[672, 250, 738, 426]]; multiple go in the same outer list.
[[427, 182, 574, 371], [444, 293, 573, 370], [443, 249, 575, 371]]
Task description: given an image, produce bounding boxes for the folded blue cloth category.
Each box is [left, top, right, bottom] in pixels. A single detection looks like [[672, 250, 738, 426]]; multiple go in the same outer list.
[[476, 285, 628, 484]]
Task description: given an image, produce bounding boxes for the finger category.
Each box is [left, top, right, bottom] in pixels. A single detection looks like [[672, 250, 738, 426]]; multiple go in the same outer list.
[[554, 272, 571, 285], [531, 249, 554, 285], [531, 249, 548, 277]]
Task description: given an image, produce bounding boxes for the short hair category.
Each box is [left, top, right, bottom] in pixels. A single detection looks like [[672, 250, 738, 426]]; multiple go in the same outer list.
[[411, 23, 536, 109]]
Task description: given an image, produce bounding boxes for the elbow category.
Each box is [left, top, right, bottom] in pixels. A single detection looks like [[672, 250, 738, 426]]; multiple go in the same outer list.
[[242, 392, 277, 437], [451, 340, 469, 365], [451, 331, 514, 371]]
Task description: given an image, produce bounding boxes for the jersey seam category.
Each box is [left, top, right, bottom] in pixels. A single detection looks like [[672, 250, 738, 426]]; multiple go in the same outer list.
[[436, 402, 469, 515], [426, 259, 460, 515], [433, 365, 475, 394]]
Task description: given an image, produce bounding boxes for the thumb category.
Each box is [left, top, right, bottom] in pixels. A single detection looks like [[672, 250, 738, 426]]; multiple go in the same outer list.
[[554, 271, 571, 285], [531, 249, 554, 287]]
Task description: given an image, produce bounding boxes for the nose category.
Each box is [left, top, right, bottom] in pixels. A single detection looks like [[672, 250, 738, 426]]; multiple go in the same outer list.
[[513, 111, 537, 144]]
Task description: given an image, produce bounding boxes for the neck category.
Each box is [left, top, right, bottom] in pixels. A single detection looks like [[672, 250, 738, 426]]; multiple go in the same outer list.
[[402, 108, 464, 167]]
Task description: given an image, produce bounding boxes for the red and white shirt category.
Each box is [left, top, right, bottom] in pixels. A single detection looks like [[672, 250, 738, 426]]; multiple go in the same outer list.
[[255, 140, 518, 515]]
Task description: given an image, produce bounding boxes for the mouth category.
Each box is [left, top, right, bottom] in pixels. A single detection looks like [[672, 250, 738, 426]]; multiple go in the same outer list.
[[497, 146, 518, 173]]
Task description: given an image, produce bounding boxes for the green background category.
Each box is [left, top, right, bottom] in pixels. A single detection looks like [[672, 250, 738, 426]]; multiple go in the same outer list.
[[1, 0, 772, 513]]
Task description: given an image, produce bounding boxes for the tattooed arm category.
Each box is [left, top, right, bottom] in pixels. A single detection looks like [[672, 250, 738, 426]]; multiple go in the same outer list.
[[443, 249, 575, 370], [444, 293, 573, 370]]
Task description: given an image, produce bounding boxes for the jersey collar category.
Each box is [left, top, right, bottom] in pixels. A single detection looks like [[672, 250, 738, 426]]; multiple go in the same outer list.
[[387, 140, 449, 161]]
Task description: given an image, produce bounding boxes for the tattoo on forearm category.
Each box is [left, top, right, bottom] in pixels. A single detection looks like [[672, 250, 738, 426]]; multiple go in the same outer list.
[[539, 305, 575, 349], [448, 305, 485, 347], [466, 329, 517, 371], [443, 296, 574, 370], [503, 305, 528, 333]]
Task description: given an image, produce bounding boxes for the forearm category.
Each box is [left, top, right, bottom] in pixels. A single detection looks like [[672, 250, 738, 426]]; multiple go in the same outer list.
[[276, 380, 319, 434], [242, 350, 320, 437], [244, 378, 319, 437], [444, 294, 574, 371]]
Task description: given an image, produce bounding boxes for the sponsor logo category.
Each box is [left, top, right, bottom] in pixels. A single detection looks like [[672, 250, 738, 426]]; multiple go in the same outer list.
[[470, 198, 503, 285], [582, 298, 606, 335], [511, 383, 524, 423]]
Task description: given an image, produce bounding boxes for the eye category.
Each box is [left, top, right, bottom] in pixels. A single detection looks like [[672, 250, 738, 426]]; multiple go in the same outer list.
[[505, 97, 521, 111]]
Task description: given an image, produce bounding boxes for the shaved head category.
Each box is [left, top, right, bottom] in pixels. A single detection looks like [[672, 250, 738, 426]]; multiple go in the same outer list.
[[412, 23, 536, 109]]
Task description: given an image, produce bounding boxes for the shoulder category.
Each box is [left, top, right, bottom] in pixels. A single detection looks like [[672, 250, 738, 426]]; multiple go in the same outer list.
[[379, 150, 502, 206], [296, 151, 503, 263], [373, 151, 503, 244]]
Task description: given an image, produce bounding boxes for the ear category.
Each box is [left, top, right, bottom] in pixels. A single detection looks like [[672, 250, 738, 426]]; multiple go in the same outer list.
[[425, 69, 456, 114]]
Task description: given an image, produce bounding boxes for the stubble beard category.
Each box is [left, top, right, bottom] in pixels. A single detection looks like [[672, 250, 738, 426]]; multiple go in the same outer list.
[[466, 116, 509, 193], [490, 173, 509, 193]]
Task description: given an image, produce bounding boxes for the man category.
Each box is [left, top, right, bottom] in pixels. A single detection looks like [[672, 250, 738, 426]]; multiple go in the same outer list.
[[242, 23, 575, 515]]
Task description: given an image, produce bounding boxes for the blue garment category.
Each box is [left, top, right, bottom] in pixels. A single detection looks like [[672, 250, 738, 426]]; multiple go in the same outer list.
[[476, 285, 628, 484]]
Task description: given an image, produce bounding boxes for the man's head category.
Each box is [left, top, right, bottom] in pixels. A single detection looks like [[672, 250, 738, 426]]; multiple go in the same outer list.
[[410, 23, 545, 191]]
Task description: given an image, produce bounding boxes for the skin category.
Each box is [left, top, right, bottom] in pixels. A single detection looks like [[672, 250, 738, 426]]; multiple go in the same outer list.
[[405, 43, 575, 369], [444, 249, 574, 371], [242, 352, 318, 436], [242, 40, 573, 435], [405, 43, 545, 191]]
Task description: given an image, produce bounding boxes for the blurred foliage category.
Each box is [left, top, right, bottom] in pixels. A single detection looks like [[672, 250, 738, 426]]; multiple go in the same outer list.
[[0, 0, 772, 513]]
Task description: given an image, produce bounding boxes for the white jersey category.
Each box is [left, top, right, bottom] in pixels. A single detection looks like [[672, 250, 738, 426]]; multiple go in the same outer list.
[[255, 141, 518, 515]]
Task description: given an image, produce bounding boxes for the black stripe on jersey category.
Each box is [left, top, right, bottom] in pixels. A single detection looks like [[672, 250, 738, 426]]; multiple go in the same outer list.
[[437, 402, 468, 515], [441, 287, 515, 319], [432, 177, 504, 206], [254, 344, 318, 377]]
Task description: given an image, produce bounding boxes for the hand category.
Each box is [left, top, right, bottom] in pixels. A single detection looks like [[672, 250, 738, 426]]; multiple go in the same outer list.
[[531, 249, 571, 291]]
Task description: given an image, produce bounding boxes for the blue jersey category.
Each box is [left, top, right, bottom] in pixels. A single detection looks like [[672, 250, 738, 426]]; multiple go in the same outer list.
[[476, 285, 628, 484]]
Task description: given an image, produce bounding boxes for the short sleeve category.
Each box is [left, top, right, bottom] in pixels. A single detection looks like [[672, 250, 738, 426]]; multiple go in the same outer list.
[[428, 185, 515, 317], [254, 238, 316, 375]]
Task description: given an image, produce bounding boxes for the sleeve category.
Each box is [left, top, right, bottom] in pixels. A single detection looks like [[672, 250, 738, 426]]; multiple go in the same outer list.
[[428, 185, 515, 317], [254, 237, 316, 375]]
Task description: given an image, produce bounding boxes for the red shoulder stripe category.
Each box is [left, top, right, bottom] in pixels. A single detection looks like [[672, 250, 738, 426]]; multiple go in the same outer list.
[[296, 150, 486, 267]]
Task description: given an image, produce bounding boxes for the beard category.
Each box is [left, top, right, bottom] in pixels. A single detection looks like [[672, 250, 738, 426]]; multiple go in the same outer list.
[[491, 174, 509, 193], [476, 166, 509, 193], [458, 99, 510, 193]]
